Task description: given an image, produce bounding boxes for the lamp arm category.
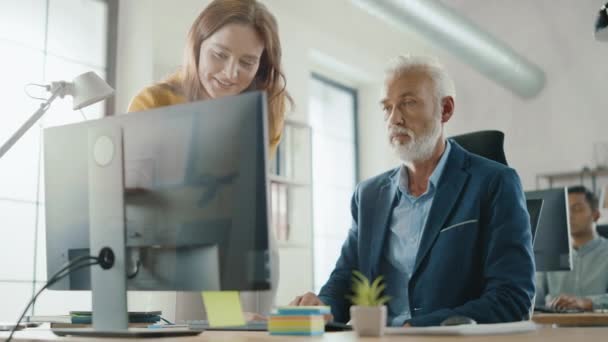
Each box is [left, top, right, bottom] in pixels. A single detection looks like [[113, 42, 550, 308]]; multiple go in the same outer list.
[[0, 87, 63, 159]]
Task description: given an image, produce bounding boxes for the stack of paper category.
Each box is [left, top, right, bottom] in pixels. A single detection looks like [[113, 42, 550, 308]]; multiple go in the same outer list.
[[268, 306, 329, 336], [385, 321, 538, 336]]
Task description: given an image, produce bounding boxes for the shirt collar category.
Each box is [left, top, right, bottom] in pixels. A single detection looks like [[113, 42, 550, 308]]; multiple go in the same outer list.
[[397, 140, 452, 195], [575, 235, 603, 255]]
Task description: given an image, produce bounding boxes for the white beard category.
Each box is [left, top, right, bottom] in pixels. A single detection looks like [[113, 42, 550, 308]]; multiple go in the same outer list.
[[389, 117, 443, 164]]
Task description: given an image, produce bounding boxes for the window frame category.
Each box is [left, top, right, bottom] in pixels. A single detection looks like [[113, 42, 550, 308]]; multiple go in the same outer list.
[[310, 73, 360, 182], [309, 72, 360, 292]]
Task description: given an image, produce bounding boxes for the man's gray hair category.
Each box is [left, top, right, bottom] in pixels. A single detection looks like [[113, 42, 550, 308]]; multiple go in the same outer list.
[[385, 55, 456, 102]]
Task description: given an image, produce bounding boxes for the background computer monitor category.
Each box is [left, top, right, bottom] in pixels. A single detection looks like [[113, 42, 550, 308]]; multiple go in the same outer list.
[[526, 198, 543, 243], [43, 91, 271, 292], [525, 188, 573, 271]]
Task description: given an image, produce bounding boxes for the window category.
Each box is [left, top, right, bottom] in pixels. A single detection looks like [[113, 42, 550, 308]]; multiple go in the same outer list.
[[0, 0, 117, 321], [309, 74, 359, 292]]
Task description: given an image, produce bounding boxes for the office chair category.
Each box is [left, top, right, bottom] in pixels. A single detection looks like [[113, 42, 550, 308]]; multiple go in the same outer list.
[[449, 130, 508, 166], [597, 224, 608, 239]]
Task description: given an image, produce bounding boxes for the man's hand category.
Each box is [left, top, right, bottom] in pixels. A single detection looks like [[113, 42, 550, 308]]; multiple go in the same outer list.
[[549, 294, 593, 311], [289, 292, 325, 306], [243, 312, 267, 321], [289, 292, 333, 322]]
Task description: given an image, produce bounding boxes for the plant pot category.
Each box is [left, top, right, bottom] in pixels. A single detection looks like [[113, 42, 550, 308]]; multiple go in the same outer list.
[[350, 305, 387, 337]]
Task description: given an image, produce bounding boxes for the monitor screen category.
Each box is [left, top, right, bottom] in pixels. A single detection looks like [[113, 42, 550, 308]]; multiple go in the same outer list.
[[43, 91, 271, 291], [525, 188, 572, 272]]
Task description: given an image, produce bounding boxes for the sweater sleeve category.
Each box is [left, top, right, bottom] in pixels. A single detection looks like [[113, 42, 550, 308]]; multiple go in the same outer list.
[[127, 87, 161, 112]]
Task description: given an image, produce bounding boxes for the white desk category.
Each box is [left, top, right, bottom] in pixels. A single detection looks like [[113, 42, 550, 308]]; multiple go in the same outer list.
[[4, 325, 608, 341], [532, 312, 608, 326]]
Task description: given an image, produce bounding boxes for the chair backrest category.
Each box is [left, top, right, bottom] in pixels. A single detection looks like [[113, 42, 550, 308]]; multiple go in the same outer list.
[[597, 224, 608, 239], [449, 130, 508, 166]]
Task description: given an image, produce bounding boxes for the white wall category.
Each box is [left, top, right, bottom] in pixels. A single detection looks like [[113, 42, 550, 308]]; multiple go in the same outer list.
[[358, 0, 608, 192], [114, 0, 154, 114], [442, 0, 608, 191]]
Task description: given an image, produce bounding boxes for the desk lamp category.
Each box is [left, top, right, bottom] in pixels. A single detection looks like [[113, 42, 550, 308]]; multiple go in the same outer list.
[[0, 71, 114, 158]]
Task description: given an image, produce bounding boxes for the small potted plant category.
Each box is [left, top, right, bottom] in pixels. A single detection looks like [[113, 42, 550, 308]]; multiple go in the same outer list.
[[347, 270, 390, 337]]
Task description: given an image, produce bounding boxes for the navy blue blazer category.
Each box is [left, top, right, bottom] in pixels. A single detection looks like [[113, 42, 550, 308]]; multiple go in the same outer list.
[[318, 141, 535, 326]]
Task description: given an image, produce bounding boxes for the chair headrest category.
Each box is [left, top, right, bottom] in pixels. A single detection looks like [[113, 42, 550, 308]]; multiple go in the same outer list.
[[449, 130, 508, 166]]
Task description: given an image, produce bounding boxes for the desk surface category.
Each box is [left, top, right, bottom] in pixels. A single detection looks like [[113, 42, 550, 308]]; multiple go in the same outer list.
[[532, 312, 608, 326], [4, 325, 608, 341]]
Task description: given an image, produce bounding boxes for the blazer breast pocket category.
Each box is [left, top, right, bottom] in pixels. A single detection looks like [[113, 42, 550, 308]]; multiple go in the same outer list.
[[439, 219, 478, 233]]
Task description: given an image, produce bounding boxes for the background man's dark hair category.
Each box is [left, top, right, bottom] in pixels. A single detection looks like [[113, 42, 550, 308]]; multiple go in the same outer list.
[[568, 185, 599, 211]]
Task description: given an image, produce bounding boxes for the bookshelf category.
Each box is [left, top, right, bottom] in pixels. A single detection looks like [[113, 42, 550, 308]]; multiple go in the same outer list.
[[269, 119, 313, 246], [535, 167, 608, 194], [269, 118, 313, 305], [536, 167, 608, 225]]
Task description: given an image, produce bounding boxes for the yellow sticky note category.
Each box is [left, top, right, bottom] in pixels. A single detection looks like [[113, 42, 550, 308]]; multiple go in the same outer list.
[[201, 291, 246, 327]]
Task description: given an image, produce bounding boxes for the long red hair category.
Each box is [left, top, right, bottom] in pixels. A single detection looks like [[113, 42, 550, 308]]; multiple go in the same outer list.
[[166, 0, 292, 144]]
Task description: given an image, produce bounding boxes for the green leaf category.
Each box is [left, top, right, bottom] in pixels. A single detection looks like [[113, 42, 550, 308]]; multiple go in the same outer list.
[[348, 270, 391, 306], [372, 284, 386, 301], [352, 270, 370, 289], [376, 295, 391, 306], [371, 275, 384, 289], [370, 276, 385, 300]]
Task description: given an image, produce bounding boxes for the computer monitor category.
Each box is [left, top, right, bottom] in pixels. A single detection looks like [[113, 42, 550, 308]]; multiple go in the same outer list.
[[525, 188, 573, 272], [526, 198, 543, 243], [43, 91, 271, 335]]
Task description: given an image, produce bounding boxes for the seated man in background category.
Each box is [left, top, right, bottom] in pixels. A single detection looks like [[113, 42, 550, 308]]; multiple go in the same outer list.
[[536, 186, 608, 311], [290, 55, 535, 326]]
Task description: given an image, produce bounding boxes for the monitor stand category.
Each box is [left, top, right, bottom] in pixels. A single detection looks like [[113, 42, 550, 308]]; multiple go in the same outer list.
[[52, 124, 201, 338]]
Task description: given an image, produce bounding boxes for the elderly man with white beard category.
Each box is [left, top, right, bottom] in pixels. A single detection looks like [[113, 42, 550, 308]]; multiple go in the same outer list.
[[289, 55, 535, 327]]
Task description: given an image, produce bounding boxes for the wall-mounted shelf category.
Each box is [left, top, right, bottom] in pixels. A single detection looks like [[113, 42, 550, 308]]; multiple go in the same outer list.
[[536, 167, 608, 194], [268, 175, 310, 187], [269, 118, 314, 305], [268, 119, 313, 245]]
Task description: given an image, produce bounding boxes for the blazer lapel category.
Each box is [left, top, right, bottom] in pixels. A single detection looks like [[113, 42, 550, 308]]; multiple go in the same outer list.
[[412, 144, 470, 276], [365, 171, 399, 277]]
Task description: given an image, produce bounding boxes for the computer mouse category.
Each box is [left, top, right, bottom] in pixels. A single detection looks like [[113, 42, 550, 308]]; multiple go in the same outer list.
[[324, 321, 352, 331], [440, 315, 477, 326]]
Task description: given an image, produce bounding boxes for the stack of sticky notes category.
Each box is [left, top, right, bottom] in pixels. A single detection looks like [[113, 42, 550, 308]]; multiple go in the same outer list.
[[268, 306, 330, 336]]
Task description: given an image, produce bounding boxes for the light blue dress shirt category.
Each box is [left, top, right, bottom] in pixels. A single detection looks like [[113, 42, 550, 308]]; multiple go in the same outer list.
[[536, 236, 608, 309], [386, 141, 452, 326]]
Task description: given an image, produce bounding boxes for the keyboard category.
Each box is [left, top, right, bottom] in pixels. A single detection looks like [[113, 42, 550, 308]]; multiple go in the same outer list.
[[534, 305, 585, 314], [182, 320, 267, 331], [181, 320, 352, 332]]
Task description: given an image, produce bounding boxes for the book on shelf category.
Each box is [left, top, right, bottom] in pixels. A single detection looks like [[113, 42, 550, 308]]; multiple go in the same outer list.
[[272, 125, 295, 180], [271, 181, 280, 239], [278, 183, 289, 241], [270, 182, 290, 241]]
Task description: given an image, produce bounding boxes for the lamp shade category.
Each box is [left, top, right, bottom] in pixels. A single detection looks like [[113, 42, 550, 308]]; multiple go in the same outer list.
[[595, 3, 608, 42], [71, 71, 114, 110]]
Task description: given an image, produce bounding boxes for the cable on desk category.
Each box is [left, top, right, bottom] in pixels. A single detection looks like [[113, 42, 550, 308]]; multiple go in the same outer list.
[[6, 255, 100, 342]]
